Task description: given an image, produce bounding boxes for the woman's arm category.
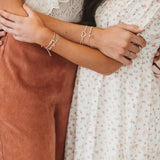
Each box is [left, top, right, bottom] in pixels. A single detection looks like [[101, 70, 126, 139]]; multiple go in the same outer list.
[[37, 10, 147, 65], [0, 1, 121, 74], [0, 4, 146, 65], [39, 28, 122, 75], [37, 12, 144, 48]]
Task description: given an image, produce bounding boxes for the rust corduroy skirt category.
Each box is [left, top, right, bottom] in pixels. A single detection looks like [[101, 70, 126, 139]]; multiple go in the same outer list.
[[0, 34, 77, 160]]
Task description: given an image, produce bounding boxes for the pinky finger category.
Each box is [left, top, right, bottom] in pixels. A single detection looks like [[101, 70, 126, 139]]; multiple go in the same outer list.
[[120, 56, 132, 66]]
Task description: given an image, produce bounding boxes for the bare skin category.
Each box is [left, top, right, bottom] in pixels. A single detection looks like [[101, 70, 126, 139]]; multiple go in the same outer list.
[[0, 2, 159, 72], [0, 3, 147, 66], [36, 12, 146, 64], [0, 0, 122, 75]]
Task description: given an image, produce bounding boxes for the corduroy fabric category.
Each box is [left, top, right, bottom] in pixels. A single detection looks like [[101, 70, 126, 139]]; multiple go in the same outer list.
[[0, 34, 77, 160]]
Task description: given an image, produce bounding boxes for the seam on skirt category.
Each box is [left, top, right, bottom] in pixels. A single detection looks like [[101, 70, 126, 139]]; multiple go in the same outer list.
[[0, 135, 4, 160]]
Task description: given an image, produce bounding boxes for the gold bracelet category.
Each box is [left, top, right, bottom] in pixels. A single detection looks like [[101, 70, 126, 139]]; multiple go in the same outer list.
[[45, 32, 56, 49], [44, 33, 59, 56], [48, 34, 59, 51], [80, 26, 88, 45], [88, 26, 93, 47]]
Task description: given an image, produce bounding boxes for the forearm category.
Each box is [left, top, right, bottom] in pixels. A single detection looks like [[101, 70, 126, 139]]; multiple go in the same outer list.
[[56, 37, 121, 75], [40, 29, 122, 75], [38, 12, 93, 46], [0, 2, 121, 74]]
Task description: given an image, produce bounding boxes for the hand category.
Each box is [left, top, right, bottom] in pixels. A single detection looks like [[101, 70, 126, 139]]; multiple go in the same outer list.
[[0, 4, 48, 45], [92, 24, 146, 65], [0, 29, 6, 45], [153, 47, 160, 63], [152, 48, 160, 79]]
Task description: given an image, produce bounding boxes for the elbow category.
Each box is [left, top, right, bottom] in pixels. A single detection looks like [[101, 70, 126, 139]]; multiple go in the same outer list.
[[99, 71, 115, 76], [98, 63, 122, 75], [88, 63, 121, 75]]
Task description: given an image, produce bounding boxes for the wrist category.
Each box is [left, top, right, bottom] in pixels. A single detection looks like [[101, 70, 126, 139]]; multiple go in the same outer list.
[[87, 27, 103, 49], [36, 27, 54, 47]]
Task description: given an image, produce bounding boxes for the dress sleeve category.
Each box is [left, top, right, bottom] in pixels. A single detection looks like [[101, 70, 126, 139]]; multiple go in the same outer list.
[[25, 0, 69, 15]]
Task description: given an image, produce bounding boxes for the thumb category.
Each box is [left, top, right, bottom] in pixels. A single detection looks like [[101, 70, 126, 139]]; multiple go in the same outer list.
[[23, 3, 35, 17], [119, 23, 145, 33]]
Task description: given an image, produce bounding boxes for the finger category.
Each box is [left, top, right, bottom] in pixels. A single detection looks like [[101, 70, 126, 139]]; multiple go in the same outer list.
[[153, 62, 160, 72], [131, 34, 146, 48], [119, 56, 132, 65], [0, 24, 17, 35], [0, 10, 23, 23], [23, 4, 35, 17], [128, 43, 141, 54], [0, 30, 6, 37], [0, 41, 3, 45], [155, 51, 160, 57], [154, 55, 160, 62], [123, 50, 137, 60], [153, 57, 159, 63], [0, 16, 16, 29], [119, 23, 145, 34]]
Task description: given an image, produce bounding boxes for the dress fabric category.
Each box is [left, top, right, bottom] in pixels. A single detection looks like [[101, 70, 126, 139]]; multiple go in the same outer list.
[[0, 0, 84, 160], [65, 0, 160, 160], [25, 0, 84, 22]]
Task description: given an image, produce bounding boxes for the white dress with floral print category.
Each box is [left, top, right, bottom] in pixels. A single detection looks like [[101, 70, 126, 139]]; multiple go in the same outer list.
[[65, 0, 160, 160]]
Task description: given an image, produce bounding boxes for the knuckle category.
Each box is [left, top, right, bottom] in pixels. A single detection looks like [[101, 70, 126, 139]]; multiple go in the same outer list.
[[121, 41, 129, 49], [119, 48, 126, 55], [125, 32, 132, 40], [114, 54, 121, 59]]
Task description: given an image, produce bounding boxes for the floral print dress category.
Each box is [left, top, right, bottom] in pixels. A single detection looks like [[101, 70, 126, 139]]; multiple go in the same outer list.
[[65, 0, 160, 160]]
